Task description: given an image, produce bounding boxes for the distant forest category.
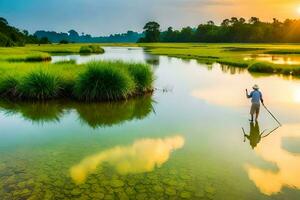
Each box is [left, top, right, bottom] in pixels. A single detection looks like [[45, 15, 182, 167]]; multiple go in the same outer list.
[[34, 30, 143, 43], [0, 17, 143, 46], [2, 16, 300, 47], [140, 17, 300, 43]]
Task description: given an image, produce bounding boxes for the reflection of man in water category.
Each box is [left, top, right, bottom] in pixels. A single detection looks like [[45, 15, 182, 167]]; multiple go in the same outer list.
[[243, 122, 264, 149]]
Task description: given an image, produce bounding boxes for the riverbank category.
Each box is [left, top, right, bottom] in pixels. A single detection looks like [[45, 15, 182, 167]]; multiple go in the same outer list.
[[138, 43, 300, 76]]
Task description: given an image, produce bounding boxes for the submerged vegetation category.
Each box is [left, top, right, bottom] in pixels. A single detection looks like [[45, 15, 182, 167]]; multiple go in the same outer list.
[[0, 59, 153, 101]]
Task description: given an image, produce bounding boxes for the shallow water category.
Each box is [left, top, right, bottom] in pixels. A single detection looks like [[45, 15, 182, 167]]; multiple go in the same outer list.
[[1, 47, 300, 199], [244, 54, 300, 65]]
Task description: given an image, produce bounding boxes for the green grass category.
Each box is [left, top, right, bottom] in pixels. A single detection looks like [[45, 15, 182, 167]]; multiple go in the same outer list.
[[248, 62, 300, 76], [0, 60, 153, 101], [0, 76, 19, 98], [7, 53, 52, 62], [54, 59, 76, 65], [19, 70, 64, 100], [79, 45, 105, 54], [127, 63, 154, 91], [74, 61, 135, 101]]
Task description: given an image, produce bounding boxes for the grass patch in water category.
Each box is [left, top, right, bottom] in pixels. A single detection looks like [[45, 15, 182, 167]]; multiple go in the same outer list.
[[0, 60, 153, 101], [74, 61, 135, 101], [79, 45, 105, 54], [127, 63, 154, 92], [0, 76, 20, 98], [248, 62, 300, 76], [19, 71, 64, 100]]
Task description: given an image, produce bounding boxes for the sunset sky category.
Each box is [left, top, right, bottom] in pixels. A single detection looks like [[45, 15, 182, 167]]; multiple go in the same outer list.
[[0, 0, 299, 35]]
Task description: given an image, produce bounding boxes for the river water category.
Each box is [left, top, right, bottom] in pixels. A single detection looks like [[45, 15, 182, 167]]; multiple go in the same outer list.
[[1, 47, 300, 199]]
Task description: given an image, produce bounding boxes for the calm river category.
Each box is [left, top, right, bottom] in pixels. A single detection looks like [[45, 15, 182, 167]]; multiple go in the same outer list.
[[1, 47, 300, 199]]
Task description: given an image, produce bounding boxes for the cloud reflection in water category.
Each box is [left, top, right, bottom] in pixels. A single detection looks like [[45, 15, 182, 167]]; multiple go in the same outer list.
[[70, 135, 185, 184], [245, 124, 300, 195]]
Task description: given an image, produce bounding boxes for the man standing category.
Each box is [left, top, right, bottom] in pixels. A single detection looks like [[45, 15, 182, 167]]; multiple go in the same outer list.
[[246, 84, 264, 122]]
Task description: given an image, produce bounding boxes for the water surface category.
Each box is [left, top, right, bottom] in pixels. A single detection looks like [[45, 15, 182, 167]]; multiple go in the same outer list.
[[1, 47, 300, 199]]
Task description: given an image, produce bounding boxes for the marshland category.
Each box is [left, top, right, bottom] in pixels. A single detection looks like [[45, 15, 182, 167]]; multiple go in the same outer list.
[[1, 45, 300, 200], [2, 1, 300, 199], [0, 45, 154, 101]]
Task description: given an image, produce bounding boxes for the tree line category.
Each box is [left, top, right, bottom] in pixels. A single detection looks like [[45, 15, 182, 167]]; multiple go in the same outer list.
[[139, 17, 300, 43], [34, 30, 143, 43], [0, 17, 143, 47], [0, 17, 41, 46]]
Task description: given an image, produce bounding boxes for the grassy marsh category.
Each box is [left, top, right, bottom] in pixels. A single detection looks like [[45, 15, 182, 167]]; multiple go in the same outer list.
[[138, 43, 300, 75], [0, 60, 153, 101]]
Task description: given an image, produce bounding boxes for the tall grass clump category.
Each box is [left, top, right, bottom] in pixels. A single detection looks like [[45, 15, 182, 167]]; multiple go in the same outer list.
[[8, 54, 51, 62], [0, 76, 20, 98], [19, 71, 63, 100], [127, 63, 154, 92], [74, 62, 135, 101], [79, 45, 104, 54], [248, 62, 275, 73]]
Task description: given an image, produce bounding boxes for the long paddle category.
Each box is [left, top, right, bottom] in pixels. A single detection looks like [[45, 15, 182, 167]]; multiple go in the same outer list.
[[262, 104, 282, 126]]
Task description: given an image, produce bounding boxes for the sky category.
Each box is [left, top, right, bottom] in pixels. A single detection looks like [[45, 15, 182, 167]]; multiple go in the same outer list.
[[0, 0, 299, 36]]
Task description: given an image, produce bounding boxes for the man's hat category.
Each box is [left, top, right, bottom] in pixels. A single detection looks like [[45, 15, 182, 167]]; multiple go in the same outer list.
[[253, 84, 259, 90]]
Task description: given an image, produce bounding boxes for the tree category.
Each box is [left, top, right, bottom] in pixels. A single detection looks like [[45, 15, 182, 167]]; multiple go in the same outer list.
[[0, 17, 8, 25], [221, 19, 230, 27], [39, 37, 51, 44], [179, 27, 194, 42], [249, 17, 260, 25], [59, 39, 69, 44], [140, 21, 160, 42]]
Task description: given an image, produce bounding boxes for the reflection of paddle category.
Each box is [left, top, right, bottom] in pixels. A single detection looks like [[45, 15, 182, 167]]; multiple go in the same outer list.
[[263, 104, 282, 126], [261, 126, 280, 138], [242, 127, 246, 142]]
